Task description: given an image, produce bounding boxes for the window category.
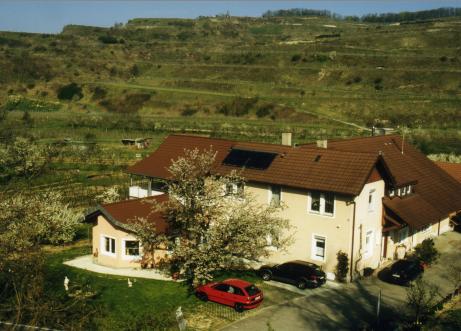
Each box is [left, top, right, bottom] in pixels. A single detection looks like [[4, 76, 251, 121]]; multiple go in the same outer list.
[[226, 182, 244, 196], [270, 185, 281, 206], [364, 230, 373, 258], [399, 227, 409, 243], [389, 189, 395, 197], [310, 191, 321, 212], [102, 236, 115, 255], [308, 191, 335, 216], [312, 235, 326, 261], [324, 192, 334, 215], [124, 240, 140, 256], [368, 189, 376, 212], [214, 283, 230, 292], [406, 185, 412, 195], [420, 224, 431, 233]]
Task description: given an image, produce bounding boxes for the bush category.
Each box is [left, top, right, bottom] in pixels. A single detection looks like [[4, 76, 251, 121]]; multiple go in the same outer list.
[[100, 93, 152, 113], [335, 251, 349, 282], [291, 54, 302, 62], [181, 106, 198, 117], [57, 83, 83, 100], [414, 238, 439, 265], [256, 103, 275, 118], [217, 97, 258, 117], [98, 35, 118, 44]]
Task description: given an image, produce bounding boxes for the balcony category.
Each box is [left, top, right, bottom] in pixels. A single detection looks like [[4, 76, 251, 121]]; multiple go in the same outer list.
[[129, 186, 164, 199]]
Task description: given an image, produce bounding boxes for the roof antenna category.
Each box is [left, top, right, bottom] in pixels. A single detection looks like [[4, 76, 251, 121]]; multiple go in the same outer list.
[[401, 127, 406, 154]]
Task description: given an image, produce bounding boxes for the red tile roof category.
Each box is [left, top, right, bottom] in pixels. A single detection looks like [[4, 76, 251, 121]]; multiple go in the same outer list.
[[436, 162, 461, 183], [302, 135, 461, 223], [87, 195, 169, 234], [127, 134, 378, 196], [383, 195, 441, 229]]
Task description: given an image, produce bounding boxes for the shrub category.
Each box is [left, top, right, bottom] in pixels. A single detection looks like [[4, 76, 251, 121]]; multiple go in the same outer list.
[[256, 103, 275, 118], [91, 86, 107, 100], [217, 97, 258, 117], [414, 238, 439, 265], [100, 93, 152, 113], [98, 35, 118, 44], [181, 106, 198, 117], [335, 251, 349, 282], [57, 83, 83, 100], [291, 54, 302, 62]]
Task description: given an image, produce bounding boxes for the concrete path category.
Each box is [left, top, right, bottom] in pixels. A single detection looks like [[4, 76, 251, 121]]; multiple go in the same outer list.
[[64, 255, 174, 281], [222, 231, 461, 331]]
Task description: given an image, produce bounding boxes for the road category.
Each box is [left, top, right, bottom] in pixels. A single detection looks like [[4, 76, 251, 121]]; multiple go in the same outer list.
[[221, 231, 461, 331]]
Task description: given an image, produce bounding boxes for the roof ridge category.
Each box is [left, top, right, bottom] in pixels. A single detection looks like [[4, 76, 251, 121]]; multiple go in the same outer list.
[[297, 134, 402, 147]]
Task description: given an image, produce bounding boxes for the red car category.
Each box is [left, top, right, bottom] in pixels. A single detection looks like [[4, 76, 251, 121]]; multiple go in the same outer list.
[[195, 278, 263, 312]]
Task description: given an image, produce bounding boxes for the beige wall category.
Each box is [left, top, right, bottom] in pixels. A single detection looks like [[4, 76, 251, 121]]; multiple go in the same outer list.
[[386, 217, 453, 259], [351, 180, 385, 276], [246, 180, 385, 279], [92, 215, 169, 268]]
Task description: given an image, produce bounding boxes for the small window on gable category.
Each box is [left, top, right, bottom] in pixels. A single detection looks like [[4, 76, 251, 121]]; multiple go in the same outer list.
[[406, 185, 412, 195], [368, 189, 375, 211]]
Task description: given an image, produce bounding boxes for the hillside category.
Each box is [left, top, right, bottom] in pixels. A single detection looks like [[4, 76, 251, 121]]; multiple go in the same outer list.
[[0, 15, 460, 154]]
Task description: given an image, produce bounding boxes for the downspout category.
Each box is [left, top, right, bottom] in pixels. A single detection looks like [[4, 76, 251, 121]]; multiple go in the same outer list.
[[350, 201, 356, 282]]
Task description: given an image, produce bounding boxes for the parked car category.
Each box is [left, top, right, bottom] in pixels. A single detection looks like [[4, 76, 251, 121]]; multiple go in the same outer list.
[[195, 278, 263, 312], [384, 259, 424, 285], [258, 260, 326, 289]]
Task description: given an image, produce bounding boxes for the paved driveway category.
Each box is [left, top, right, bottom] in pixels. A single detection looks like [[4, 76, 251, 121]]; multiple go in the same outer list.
[[222, 231, 461, 331]]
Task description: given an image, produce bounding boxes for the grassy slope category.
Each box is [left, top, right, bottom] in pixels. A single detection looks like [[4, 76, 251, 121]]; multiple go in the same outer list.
[[0, 15, 460, 193]]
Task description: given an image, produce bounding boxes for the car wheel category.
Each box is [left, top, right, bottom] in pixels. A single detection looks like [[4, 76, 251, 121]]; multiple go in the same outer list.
[[234, 302, 244, 313], [261, 271, 271, 281], [196, 292, 208, 302], [297, 280, 307, 290]]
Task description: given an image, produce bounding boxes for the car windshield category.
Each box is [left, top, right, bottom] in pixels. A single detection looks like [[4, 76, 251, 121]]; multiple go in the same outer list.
[[245, 285, 261, 296], [391, 260, 414, 272]]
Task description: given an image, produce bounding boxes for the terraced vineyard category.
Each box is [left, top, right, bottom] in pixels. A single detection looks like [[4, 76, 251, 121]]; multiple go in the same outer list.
[[0, 15, 460, 191]]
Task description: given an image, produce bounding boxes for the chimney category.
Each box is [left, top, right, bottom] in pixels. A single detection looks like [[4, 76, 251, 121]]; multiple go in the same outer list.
[[281, 132, 292, 146], [316, 139, 328, 149]]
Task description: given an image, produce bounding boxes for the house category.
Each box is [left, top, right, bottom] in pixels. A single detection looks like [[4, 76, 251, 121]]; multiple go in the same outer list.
[[86, 134, 461, 280], [85, 195, 169, 268]]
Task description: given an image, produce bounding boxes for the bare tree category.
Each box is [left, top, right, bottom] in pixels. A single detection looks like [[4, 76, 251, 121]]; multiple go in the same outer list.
[[406, 277, 440, 325]]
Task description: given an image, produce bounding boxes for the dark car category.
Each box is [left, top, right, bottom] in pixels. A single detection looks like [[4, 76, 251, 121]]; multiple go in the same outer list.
[[259, 260, 326, 289], [384, 259, 424, 285], [195, 278, 263, 312]]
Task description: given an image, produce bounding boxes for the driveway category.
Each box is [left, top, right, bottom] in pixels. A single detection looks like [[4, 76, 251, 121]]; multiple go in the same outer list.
[[221, 231, 461, 331]]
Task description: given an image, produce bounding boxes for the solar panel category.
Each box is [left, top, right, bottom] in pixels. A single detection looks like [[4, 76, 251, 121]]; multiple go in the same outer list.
[[222, 149, 277, 170]]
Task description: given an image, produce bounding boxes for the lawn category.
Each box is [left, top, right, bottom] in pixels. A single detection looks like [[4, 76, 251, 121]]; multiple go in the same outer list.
[[44, 242, 301, 330]]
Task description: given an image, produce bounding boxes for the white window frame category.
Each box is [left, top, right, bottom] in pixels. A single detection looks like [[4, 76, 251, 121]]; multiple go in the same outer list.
[[406, 185, 412, 195], [268, 185, 282, 206], [311, 234, 326, 262], [122, 239, 141, 261], [308, 191, 335, 217], [101, 234, 116, 257], [389, 189, 395, 197], [368, 189, 376, 212], [364, 230, 374, 258]]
